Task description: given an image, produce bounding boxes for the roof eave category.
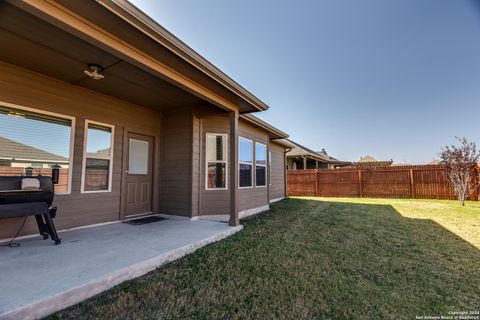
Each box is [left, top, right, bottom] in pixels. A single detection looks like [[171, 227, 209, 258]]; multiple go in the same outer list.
[[97, 0, 269, 112], [240, 114, 289, 139]]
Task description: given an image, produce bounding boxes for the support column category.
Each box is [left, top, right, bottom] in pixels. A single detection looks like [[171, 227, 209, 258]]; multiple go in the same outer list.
[[303, 157, 307, 170], [315, 160, 319, 169], [229, 111, 239, 226]]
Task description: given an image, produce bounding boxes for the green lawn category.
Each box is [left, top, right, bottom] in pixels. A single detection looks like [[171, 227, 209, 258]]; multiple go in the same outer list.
[[49, 198, 480, 319]]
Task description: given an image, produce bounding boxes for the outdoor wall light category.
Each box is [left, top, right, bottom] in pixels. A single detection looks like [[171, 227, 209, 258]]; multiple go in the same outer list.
[[84, 63, 105, 80]]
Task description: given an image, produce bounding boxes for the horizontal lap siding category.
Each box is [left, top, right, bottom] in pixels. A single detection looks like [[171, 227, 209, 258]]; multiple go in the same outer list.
[[238, 120, 269, 212], [200, 115, 229, 215], [191, 114, 201, 217], [269, 142, 286, 200], [0, 62, 162, 239], [159, 111, 192, 216], [194, 114, 284, 216]]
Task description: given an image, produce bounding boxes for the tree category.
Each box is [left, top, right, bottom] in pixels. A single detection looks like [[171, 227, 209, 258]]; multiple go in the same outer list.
[[439, 137, 479, 206]]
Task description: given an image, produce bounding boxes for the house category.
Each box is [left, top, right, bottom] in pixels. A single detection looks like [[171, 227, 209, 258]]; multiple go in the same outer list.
[[0, 0, 289, 240], [0, 136, 69, 169], [316, 148, 352, 169], [0, 136, 70, 192], [427, 159, 441, 165], [284, 139, 350, 169], [354, 155, 393, 167]]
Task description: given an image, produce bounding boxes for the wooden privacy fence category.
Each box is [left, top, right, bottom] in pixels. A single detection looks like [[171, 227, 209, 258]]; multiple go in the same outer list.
[[287, 165, 479, 200], [0, 167, 69, 193]]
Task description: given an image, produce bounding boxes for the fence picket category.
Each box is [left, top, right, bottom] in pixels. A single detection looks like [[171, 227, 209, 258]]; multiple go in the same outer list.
[[287, 165, 478, 200]]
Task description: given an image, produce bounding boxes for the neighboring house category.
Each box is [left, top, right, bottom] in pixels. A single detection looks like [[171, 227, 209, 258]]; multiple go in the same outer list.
[[0, 136, 69, 169], [427, 159, 441, 165], [0, 0, 289, 239], [284, 139, 350, 170], [354, 155, 393, 167], [316, 149, 352, 169]]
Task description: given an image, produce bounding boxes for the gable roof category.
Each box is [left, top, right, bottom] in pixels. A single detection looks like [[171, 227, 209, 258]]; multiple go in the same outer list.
[[0, 136, 69, 163], [355, 155, 393, 167], [86, 148, 111, 159], [282, 139, 330, 163], [315, 149, 351, 165], [357, 155, 378, 163]]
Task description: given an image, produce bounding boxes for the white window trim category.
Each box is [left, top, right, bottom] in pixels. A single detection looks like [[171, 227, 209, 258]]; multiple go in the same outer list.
[[0, 101, 75, 195], [205, 133, 228, 191], [269, 150, 272, 186], [81, 120, 115, 194], [255, 142, 267, 188], [238, 136, 254, 189]]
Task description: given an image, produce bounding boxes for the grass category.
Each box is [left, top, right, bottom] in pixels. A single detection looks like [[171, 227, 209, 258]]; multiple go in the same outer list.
[[49, 198, 480, 319]]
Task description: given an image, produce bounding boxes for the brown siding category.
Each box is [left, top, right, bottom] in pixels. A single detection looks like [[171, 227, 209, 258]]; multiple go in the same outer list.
[[200, 114, 230, 215], [269, 141, 286, 201], [191, 113, 201, 217], [0, 62, 163, 239], [238, 120, 269, 212], [159, 110, 193, 217], [199, 116, 273, 215]]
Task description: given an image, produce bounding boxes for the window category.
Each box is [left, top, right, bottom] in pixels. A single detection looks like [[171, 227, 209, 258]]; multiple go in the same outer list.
[[269, 151, 272, 186], [129, 139, 149, 175], [255, 142, 267, 187], [82, 121, 114, 192], [239, 137, 253, 188], [206, 134, 227, 189], [0, 104, 74, 194]]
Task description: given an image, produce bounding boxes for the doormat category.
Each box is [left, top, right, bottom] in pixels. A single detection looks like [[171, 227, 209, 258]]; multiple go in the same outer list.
[[123, 216, 167, 226]]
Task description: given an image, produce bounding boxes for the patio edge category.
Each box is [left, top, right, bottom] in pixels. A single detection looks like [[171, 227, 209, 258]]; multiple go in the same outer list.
[[0, 225, 243, 320]]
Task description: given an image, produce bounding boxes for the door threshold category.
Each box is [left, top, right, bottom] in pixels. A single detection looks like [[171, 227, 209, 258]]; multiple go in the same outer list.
[[123, 212, 155, 221]]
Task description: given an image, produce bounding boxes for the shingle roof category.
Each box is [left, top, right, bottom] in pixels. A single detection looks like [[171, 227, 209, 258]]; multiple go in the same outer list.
[[282, 139, 330, 163], [0, 136, 68, 163], [355, 155, 393, 167], [357, 155, 378, 163]]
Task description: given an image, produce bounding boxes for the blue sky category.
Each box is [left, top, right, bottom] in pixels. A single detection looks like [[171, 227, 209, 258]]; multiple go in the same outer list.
[[130, 0, 480, 164]]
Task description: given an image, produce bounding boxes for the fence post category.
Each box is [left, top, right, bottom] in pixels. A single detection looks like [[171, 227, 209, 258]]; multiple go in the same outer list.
[[409, 169, 415, 198], [471, 165, 479, 201], [358, 170, 363, 197], [315, 170, 318, 197]]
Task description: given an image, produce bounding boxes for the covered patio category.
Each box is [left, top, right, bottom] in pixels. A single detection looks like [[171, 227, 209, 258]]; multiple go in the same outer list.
[[0, 218, 242, 320]]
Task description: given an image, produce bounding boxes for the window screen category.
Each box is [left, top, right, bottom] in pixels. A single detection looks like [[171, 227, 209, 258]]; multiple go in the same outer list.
[[206, 134, 227, 189], [0, 105, 72, 193], [239, 137, 253, 188], [83, 123, 113, 192], [255, 143, 267, 187]]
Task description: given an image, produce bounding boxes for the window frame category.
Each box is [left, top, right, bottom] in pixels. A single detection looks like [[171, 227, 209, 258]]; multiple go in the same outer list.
[[205, 133, 228, 191], [0, 101, 75, 195], [255, 142, 267, 188], [81, 120, 115, 194], [238, 136, 254, 189], [269, 150, 272, 186]]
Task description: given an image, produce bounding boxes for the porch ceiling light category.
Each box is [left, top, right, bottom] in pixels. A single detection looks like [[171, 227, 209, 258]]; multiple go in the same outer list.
[[84, 63, 105, 80]]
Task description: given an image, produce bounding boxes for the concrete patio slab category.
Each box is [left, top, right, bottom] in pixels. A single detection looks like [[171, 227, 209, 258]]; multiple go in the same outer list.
[[0, 218, 242, 320]]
